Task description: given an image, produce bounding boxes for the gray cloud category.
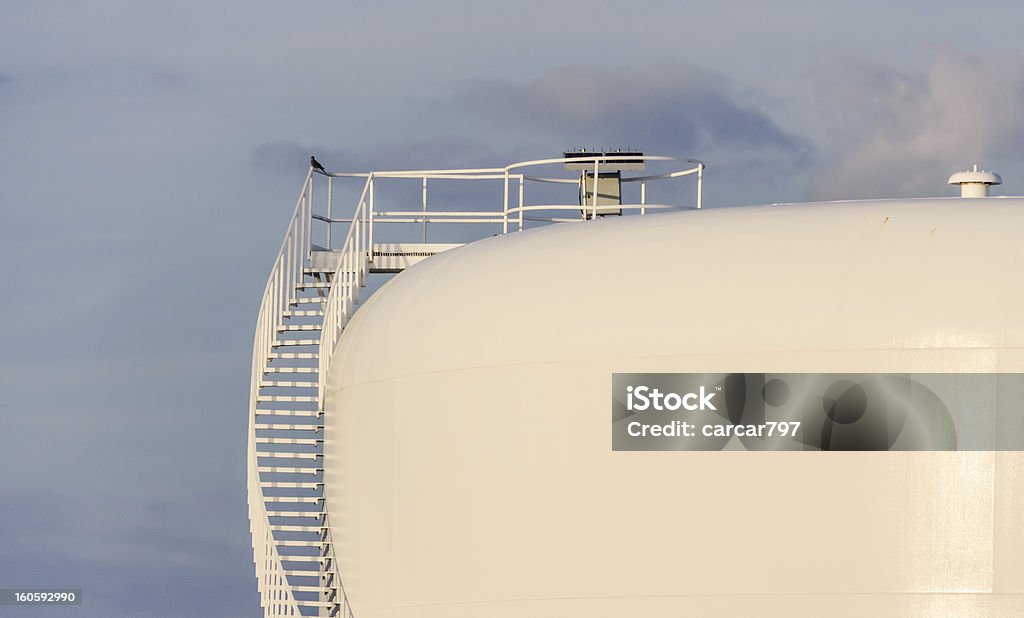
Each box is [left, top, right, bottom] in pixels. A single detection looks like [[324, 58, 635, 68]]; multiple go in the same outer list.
[[809, 52, 1024, 200], [448, 64, 811, 162], [8, 3, 1024, 615], [253, 65, 816, 207]]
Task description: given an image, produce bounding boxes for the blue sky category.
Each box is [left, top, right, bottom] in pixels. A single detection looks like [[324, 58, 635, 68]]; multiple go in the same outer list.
[[3, 1, 1024, 615]]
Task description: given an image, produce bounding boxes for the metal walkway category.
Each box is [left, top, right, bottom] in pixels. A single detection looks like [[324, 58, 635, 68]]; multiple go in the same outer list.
[[246, 154, 704, 616]]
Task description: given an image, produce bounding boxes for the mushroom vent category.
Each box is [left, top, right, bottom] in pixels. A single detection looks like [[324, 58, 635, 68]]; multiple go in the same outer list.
[[948, 164, 1002, 197]]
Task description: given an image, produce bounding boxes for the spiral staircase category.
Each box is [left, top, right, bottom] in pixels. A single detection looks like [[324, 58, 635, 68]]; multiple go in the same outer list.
[[247, 155, 704, 616]]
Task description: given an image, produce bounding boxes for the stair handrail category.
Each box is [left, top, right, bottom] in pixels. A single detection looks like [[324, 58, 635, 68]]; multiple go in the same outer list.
[[319, 173, 373, 405], [247, 168, 315, 616], [251, 153, 704, 616]]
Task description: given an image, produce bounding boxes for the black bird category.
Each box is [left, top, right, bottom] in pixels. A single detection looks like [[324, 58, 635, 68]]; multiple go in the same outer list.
[[310, 156, 328, 175]]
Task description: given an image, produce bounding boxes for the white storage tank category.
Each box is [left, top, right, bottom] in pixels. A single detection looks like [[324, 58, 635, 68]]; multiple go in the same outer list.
[[322, 198, 1024, 617]]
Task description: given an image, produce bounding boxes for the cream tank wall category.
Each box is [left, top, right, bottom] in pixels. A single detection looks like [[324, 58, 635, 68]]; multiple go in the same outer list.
[[322, 198, 1024, 617]]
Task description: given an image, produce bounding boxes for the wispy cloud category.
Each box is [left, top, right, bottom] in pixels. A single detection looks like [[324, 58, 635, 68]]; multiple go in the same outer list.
[[449, 64, 811, 161], [254, 64, 816, 206], [809, 52, 1024, 199]]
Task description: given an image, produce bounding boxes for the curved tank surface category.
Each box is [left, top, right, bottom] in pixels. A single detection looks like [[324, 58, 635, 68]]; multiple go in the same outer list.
[[323, 198, 1024, 617]]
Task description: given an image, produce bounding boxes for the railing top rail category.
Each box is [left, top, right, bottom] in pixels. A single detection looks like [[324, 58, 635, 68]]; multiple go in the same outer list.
[[504, 153, 679, 171], [259, 168, 312, 295], [322, 154, 703, 181], [327, 167, 504, 178], [507, 203, 684, 214]]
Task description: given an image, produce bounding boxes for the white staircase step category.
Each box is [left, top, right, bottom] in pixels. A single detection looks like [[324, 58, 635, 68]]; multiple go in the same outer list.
[[283, 310, 324, 318], [258, 456, 317, 466], [258, 457, 318, 465], [295, 282, 332, 290], [266, 510, 323, 518], [259, 452, 320, 462], [255, 437, 320, 446], [260, 380, 318, 388], [259, 466, 320, 474], [268, 351, 319, 359], [263, 367, 318, 374], [257, 395, 318, 403], [275, 558, 323, 565], [278, 556, 325, 564], [283, 570, 328, 578], [256, 424, 321, 433], [258, 448, 317, 458], [271, 524, 326, 532], [260, 461, 320, 470], [290, 297, 325, 305], [253, 419, 317, 429], [293, 598, 339, 608], [287, 585, 329, 593], [272, 339, 320, 347], [267, 497, 322, 505], [255, 409, 320, 418], [277, 324, 322, 332], [261, 481, 322, 488], [275, 540, 324, 548]]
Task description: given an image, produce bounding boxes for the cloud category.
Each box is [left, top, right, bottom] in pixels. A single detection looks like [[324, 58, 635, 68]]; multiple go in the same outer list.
[[809, 52, 1024, 200], [253, 64, 815, 207], [448, 64, 811, 164]]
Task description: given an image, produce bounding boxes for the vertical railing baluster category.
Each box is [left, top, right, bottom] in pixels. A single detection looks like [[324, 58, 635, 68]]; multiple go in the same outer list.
[[368, 175, 374, 264], [502, 170, 509, 234], [307, 175, 313, 255], [327, 176, 333, 250], [518, 175, 524, 231], [697, 162, 703, 209]]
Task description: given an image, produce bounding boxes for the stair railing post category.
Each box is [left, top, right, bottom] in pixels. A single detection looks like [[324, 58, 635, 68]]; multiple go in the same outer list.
[[295, 190, 301, 286], [356, 198, 362, 286], [364, 189, 369, 276], [421, 176, 428, 243], [307, 174, 313, 259], [518, 175, 524, 231], [696, 162, 703, 210], [327, 176, 333, 250], [368, 174, 375, 265], [503, 169, 509, 234], [284, 236, 292, 320], [275, 262, 283, 335]]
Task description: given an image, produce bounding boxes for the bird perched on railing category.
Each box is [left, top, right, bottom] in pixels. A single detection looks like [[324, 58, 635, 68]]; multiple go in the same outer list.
[[310, 156, 328, 175]]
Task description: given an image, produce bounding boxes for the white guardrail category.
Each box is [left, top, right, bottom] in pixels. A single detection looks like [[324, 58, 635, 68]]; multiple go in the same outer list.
[[248, 168, 320, 615], [316, 154, 703, 402], [248, 154, 703, 616]]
